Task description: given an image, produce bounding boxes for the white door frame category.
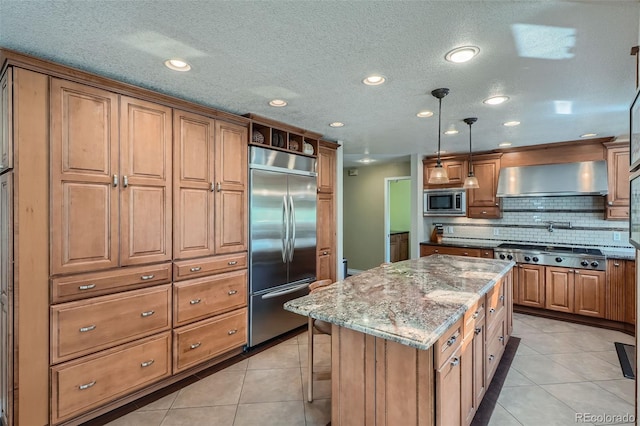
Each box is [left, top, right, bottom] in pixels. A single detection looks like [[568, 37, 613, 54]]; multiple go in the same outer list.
[[384, 176, 411, 262]]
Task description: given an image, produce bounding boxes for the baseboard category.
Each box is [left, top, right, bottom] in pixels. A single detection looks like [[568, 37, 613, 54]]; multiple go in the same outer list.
[[347, 268, 364, 276]]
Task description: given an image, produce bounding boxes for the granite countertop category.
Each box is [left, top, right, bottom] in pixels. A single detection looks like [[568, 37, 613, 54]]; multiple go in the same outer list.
[[602, 249, 635, 260], [420, 240, 498, 250], [284, 255, 514, 351]]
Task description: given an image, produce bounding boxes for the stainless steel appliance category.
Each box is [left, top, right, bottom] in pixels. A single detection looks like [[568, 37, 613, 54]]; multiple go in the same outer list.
[[494, 243, 605, 271], [248, 146, 317, 347], [423, 188, 466, 216]]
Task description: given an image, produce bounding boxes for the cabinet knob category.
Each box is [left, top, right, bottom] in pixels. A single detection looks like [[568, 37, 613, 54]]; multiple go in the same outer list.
[[228, 290, 238, 295], [190, 342, 201, 350], [434, 249, 439, 253], [463, 252, 469, 256], [450, 357, 460, 367], [190, 298, 201, 305], [446, 335, 457, 346], [474, 327, 482, 335], [140, 359, 155, 368], [228, 329, 238, 335], [498, 336, 504, 342], [323, 251, 328, 255], [608, 201, 613, 206], [488, 355, 495, 362], [489, 308, 496, 314]]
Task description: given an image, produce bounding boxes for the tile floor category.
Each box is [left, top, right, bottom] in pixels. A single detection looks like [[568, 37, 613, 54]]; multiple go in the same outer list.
[[104, 314, 636, 426]]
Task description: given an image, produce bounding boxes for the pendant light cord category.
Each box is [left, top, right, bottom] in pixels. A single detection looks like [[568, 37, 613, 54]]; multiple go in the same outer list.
[[468, 122, 473, 175], [437, 97, 442, 165]]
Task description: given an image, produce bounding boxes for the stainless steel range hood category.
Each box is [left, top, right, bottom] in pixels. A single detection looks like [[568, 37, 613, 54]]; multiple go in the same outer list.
[[496, 161, 608, 197]]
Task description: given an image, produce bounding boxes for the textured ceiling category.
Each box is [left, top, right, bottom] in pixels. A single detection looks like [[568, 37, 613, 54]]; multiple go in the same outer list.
[[1, 0, 639, 167]]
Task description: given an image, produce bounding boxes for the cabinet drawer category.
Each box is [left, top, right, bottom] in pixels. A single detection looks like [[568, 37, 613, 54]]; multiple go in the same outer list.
[[51, 285, 172, 364], [606, 206, 629, 220], [485, 314, 506, 384], [434, 318, 462, 369], [174, 269, 247, 327], [173, 253, 247, 281], [467, 206, 501, 219], [480, 249, 494, 259], [51, 263, 172, 303], [51, 331, 171, 424], [174, 308, 247, 373], [463, 296, 485, 339], [486, 278, 506, 335]]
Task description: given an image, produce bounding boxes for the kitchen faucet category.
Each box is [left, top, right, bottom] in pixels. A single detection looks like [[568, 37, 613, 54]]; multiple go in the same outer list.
[[544, 221, 571, 232]]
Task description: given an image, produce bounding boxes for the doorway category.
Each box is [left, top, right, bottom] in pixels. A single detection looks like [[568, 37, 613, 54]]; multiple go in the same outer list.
[[384, 176, 411, 263]]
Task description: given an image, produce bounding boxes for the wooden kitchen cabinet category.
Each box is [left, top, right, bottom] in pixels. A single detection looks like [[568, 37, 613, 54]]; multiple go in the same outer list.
[[467, 154, 502, 219], [604, 141, 630, 220], [574, 270, 606, 318], [318, 144, 335, 193], [316, 141, 338, 281], [420, 243, 482, 258], [435, 347, 462, 426], [517, 264, 545, 308], [389, 232, 409, 262], [545, 266, 574, 313], [461, 298, 485, 426], [0, 172, 12, 426], [625, 261, 636, 324], [423, 158, 467, 189], [0, 68, 12, 172]]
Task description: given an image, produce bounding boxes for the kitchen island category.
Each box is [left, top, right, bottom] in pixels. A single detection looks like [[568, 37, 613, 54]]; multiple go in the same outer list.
[[285, 255, 515, 426]]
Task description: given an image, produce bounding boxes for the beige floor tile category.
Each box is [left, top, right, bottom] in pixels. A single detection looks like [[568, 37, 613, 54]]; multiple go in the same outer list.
[[513, 342, 539, 356], [233, 401, 305, 426], [160, 406, 236, 426], [137, 392, 178, 411], [223, 358, 249, 371], [247, 342, 301, 369], [547, 352, 625, 381], [299, 343, 331, 368], [297, 330, 309, 344], [511, 320, 539, 336], [515, 316, 579, 333], [552, 331, 620, 352], [503, 368, 535, 387], [301, 367, 332, 400], [496, 385, 586, 426], [281, 336, 300, 345], [105, 410, 167, 426], [239, 368, 303, 403], [172, 371, 245, 408], [516, 332, 583, 355], [593, 379, 636, 405], [304, 398, 331, 426], [511, 354, 586, 384], [541, 382, 634, 421], [588, 328, 635, 346], [487, 403, 523, 425], [591, 350, 624, 367]]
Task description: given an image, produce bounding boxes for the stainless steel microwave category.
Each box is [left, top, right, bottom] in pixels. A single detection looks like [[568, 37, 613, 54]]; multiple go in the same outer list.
[[423, 189, 466, 216]]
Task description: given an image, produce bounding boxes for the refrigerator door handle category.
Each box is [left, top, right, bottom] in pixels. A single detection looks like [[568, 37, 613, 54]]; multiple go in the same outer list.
[[282, 195, 289, 263], [261, 282, 309, 299], [288, 195, 296, 262]]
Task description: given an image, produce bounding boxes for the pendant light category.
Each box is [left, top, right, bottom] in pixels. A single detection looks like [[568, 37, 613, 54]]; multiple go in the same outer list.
[[428, 88, 450, 184], [463, 117, 480, 189]]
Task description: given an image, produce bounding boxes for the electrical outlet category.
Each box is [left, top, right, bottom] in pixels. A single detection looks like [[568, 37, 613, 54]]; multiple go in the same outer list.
[[448, 226, 454, 234], [493, 228, 500, 236], [613, 232, 621, 241]]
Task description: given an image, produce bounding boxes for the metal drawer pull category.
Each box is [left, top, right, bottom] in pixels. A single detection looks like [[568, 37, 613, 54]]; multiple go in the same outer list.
[[78, 380, 96, 390], [113, 175, 118, 187], [216, 182, 221, 192], [123, 175, 129, 188], [141, 274, 155, 280], [614, 263, 620, 267], [141, 360, 155, 368], [190, 299, 201, 305], [210, 182, 215, 192], [463, 252, 468, 256], [472, 311, 479, 319], [228, 290, 238, 295], [450, 357, 460, 366], [499, 295, 504, 302], [190, 342, 201, 349], [482, 211, 487, 214], [190, 267, 202, 272], [228, 329, 238, 335], [79, 325, 96, 333], [498, 336, 504, 342], [475, 327, 482, 335], [323, 251, 328, 255], [227, 261, 238, 266], [141, 310, 155, 317], [488, 355, 495, 362], [446, 335, 457, 346], [489, 308, 496, 314], [79, 284, 96, 290]]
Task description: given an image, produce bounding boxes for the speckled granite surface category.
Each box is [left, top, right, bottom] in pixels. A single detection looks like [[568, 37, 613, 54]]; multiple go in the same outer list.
[[602, 249, 635, 260], [284, 255, 514, 351]]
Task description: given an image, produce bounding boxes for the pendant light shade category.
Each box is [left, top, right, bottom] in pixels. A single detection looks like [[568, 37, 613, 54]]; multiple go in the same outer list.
[[463, 117, 480, 189], [428, 88, 450, 184]]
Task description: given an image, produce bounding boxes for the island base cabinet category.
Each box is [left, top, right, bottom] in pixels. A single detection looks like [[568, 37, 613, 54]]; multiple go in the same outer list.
[[51, 332, 171, 425], [331, 325, 435, 426], [437, 346, 462, 426]]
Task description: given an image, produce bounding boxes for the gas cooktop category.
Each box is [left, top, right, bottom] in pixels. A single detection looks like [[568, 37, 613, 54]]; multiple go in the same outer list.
[[494, 243, 605, 271], [495, 243, 603, 256]]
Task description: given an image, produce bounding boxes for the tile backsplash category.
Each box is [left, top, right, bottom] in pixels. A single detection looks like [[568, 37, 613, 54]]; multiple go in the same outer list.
[[424, 196, 631, 250]]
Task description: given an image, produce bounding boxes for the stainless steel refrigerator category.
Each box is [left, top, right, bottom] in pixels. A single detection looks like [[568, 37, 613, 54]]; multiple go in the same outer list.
[[248, 146, 317, 347]]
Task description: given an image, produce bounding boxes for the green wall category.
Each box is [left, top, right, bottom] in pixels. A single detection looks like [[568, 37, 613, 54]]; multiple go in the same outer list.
[[343, 162, 411, 271], [390, 179, 411, 232]]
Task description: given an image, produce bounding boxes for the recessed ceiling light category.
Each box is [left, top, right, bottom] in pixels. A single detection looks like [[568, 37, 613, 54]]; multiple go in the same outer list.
[[580, 133, 597, 138], [269, 99, 287, 107], [164, 59, 191, 72], [503, 121, 521, 127], [358, 158, 376, 164], [417, 111, 434, 118], [445, 46, 480, 63], [362, 75, 386, 86], [483, 96, 509, 105], [444, 129, 459, 135], [329, 122, 344, 127], [498, 142, 512, 147]]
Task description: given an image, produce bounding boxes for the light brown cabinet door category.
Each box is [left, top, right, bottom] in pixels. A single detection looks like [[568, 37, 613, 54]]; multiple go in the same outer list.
[[467, 156, 501, 219], [517, 264, 545, 308], [0, 172, 12, 426], [0, 68, 12, 172], [436, 347, 462, 426], [173, 110, 216, 259], [214, 121, 247, 253], [318, 145, 335, 193], [120, 96, 172, 265], [574, 270, 606, 318], [423, 160, 467, 189], [472, 323, 485, 412], [317, 250, 335, 281], [625, 261, 636, 324], [317, 192, 334, 251], [545, 267, 574, 313], [389, 235, 399, 263], [51, 78, 119, 274], [461, 338, 474, 425], [607, 146, 630, 207]]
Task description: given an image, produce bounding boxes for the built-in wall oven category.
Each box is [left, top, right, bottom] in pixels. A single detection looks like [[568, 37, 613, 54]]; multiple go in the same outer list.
[[423, 188, 466, 216]]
